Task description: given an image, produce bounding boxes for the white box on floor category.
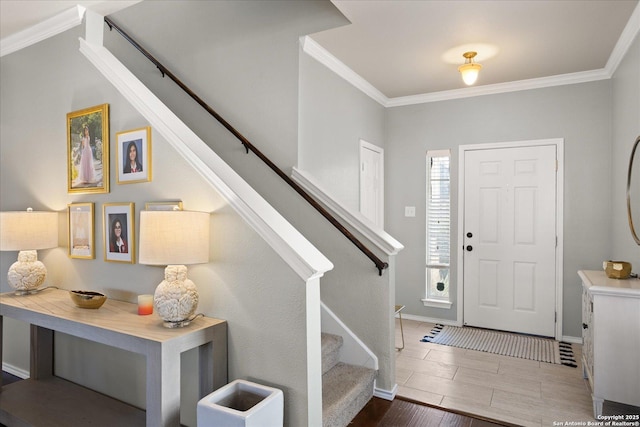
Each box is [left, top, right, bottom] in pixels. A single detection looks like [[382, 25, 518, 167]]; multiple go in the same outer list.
[[197, 379, 284, 427]]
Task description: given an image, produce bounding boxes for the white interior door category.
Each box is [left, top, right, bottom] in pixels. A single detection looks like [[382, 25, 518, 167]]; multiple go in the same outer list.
[[360, 140, 384, 228], [463, 144, 557, 337]]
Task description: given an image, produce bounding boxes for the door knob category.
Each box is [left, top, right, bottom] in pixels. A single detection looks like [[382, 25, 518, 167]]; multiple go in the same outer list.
[[466, 245, 473, 251]]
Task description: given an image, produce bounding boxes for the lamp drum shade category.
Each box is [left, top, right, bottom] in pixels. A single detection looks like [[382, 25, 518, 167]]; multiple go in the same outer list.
[[0, 211, 58, 251], [138, 210, 210, 265]]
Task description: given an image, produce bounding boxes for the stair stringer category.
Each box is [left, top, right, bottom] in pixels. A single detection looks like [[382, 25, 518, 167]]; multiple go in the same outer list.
[[321, 302, 396, 400], [79, 13, 332, 426], [321, 301, 378, 371]]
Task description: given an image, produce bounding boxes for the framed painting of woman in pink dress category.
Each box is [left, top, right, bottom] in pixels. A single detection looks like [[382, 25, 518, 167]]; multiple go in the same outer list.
[[67, 104, 109, 194]]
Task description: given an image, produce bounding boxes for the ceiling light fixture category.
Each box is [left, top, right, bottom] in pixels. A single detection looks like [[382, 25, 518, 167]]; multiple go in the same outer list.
[[458, 51, 482, 85]]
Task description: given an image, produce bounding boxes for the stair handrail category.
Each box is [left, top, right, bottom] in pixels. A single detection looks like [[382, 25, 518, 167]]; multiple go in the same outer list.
[[104, 16, 388, 275]]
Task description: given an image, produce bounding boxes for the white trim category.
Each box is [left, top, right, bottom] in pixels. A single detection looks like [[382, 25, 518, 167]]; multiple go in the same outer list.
[[1, 362, 29, 379], [306, 278, 323, 427], [292, 167, 404, 256], [1, 5, 86, 57], [386, 70, 611, 106], [359, 139, 384, 228], [425, 149, 452, 305], [605, 2, 640, 75], [400, 313, 460, 327], [321, 301, 378, 371], [421, 299, 453, 310], [303, 2, 640, 107], [373, 382, 397, 401], [301, 36, 387, 106], [457, 139, 564, 340], [79, 27, 333, 282], [562, 335, 583, 345]]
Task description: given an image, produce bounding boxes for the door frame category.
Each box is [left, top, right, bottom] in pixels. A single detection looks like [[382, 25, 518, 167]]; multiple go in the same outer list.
[[359, 139, 384, 228], [456, 138, 564, 340]]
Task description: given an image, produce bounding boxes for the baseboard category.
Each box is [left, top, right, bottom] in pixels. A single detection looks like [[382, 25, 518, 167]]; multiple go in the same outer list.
[[561, 335, 582, 344], [2, 362, 29, 379], [373, 381, 397, 401], [399, 313, 460, 326]]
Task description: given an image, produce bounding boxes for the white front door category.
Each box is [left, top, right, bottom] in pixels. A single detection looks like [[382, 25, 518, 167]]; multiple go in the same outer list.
[[463, 144, 557, 337], [360, 140, 384, 228]]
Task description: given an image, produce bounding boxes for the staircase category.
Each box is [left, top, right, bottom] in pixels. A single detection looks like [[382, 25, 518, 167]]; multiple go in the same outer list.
[[321, 333, 376, 427]]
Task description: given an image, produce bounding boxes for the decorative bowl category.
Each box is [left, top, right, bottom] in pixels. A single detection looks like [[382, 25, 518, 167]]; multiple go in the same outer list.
[[603, 261, 632, 279], [69, 290, 107, 309]]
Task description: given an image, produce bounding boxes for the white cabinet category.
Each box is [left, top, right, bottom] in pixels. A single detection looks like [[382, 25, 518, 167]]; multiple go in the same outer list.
[[579, 270, 640, 418]]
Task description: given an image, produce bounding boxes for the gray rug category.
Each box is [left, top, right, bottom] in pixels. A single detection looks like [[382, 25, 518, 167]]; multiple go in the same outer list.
[[421, 324, 576, 367]]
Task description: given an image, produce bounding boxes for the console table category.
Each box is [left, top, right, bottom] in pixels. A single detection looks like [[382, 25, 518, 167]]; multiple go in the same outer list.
[[579, 270, 640, 418], [0, 288, 227, 427]]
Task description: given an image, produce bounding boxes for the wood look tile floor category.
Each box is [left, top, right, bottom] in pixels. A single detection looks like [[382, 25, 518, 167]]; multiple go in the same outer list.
[[395, 318, 640, 427]]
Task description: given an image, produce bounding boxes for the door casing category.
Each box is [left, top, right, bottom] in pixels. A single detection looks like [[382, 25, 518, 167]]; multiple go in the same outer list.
[[359, 139, 384, 228], [457, 138, 564, 340]]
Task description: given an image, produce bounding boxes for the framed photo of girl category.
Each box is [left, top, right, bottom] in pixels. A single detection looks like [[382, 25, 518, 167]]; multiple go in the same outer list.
[[117, 126, 152, 184], [67, 104, 110, 194], [68, 202, 95, 259], [103, 202, 135, 263]]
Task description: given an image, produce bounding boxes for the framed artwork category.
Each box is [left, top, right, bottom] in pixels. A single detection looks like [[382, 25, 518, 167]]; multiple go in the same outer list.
[[145, 201, 183, 211], [117, 126, 152, 184], [67, 104, 110, 194], [68, 202, 95, 259], [103, 202, 135, 263]]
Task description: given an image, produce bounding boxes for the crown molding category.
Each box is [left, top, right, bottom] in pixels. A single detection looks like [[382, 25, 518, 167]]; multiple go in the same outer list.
[[0, 5, 86, 58], [305, 2, 640, 108], [386, 68, 612, 107], [301, 36, 388, 106], [605, 1, 640, 74]]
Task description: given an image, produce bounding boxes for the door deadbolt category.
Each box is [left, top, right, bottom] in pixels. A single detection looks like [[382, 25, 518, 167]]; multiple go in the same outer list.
[[466, 232, 473, 238]]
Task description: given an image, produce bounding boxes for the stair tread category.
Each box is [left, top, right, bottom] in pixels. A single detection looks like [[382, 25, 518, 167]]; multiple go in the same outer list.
[[321, 333, 343, 353], [322, 362, 375, 425], [321, 333, 343, 375]]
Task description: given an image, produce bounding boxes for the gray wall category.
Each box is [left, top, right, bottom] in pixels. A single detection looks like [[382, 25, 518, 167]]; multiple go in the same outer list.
[[2, 2, 400, 427], [299, 51, 386, 211], [1, 16, 316, 427], [106, 0, 398, 392], [611, 33, 640, 262], [385, 81, 614, 338]]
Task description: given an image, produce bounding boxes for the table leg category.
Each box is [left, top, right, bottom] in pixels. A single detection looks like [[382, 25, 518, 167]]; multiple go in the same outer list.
[[198, 324, 228, 398], [147, 347, 181, 427], [30, 325, 53, 379]]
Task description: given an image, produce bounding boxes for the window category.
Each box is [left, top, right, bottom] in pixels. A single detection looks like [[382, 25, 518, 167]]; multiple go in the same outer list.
[[424, 150, 452, 309]]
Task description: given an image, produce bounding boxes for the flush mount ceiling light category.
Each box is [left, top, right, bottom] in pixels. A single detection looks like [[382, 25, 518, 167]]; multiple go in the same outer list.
[[458, 51, 482, 85]]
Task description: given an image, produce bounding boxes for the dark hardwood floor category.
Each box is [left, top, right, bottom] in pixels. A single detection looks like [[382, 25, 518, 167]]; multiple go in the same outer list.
[[1, 371, 21, 386], [3, 372, 511, 426], [350, 397, 513, 427]]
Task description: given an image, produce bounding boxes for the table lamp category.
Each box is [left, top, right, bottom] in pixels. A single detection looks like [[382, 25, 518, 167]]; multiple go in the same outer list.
[[0, 208, 59, 295], [138, 209, 210, 328]]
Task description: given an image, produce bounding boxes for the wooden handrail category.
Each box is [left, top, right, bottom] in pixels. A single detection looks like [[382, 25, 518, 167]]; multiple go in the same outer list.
[[104, 16, 388, 275]]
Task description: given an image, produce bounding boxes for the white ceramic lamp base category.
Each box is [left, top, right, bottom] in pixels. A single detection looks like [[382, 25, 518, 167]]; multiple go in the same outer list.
[[154, 265, 199, 328], [8, 250, 47, 295]]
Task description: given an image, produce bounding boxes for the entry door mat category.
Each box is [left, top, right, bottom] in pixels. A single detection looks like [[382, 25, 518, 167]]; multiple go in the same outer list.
[[421, 324, 577, 367]]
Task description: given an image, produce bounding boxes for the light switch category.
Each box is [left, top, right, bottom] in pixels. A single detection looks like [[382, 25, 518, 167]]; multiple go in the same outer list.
[[405, 206, 416, 217]]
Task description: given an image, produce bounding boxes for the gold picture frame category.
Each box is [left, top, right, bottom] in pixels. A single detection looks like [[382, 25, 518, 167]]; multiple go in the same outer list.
[[144, 201, 183, 211], [117, 126, 152, 184], [67, 104, 110, 194], [68, 202, 95, 259], [103, 202, 135, 263]]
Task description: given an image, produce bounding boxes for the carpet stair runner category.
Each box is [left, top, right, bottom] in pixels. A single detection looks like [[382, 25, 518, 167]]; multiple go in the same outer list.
[[321, 333, 376, 427]]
